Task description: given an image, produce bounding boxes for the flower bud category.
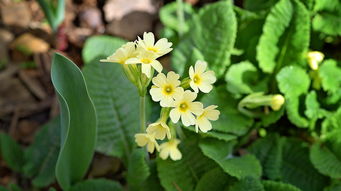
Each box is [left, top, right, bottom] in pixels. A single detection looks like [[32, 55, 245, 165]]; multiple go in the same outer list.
[[271, 94, 285, 111], [307, 51, 324, 70]]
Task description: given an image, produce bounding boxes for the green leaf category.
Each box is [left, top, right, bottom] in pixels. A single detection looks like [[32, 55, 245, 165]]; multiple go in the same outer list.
[[0, 133, 24, 173], [243, 0, 279, 12], [324, 182, 341, 191], [159, 2, 194, 33], [257, 0, 310, 73], [172, 1, 237, 77], [82, 35, 126, 65], [157, 136, 216, 191], [225, 61, 265, 97], [51, 53, 97, 190], [199, 138, 262, 179], [8, 185, 21, 191], [276, 65, 310, 127], [23, 117, 60, 187], [141, 161, 164, 191], [319, 59, 341, 96], [195, 168, 234, 191], [262, 180, 302, 191], [0, 186, 8, 191], [312, 0, 341, 36], [304, 91, 327, 129], [248, 134, 284, 180], [310, 130, 341, 179], [280, 139, 328, 191], [322, 107, 341, 135], [228, 177, 264, 191], [69, 179, 123, 191], [83, 62, 139, 159], [201, 86, 253, 136], [127, 149, 150, 190]]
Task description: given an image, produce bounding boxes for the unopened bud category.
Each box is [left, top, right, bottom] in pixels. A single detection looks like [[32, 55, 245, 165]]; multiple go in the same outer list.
[[307, 51, 324, 70], [271, 94, 285, 111]]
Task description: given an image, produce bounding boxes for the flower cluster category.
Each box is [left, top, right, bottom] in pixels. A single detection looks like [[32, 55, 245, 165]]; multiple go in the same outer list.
[[101, 32, 220, 161]]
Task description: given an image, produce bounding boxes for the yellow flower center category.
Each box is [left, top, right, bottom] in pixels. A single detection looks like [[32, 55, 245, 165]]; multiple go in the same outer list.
[[147, 47, 159, 53], [141, 58, 152, 64], [198, 111, 206, 120], [162, 85, 173, 95], [179, 102, 189, 112], [193, 74, 201, 85]]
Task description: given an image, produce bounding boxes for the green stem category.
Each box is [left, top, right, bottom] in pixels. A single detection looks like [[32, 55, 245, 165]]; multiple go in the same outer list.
[[140, 96, 146, 132]]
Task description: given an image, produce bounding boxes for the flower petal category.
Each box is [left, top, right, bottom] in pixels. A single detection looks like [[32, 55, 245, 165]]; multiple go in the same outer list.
[[141, 64, 152, 78], [198, 82, 213, 93], [152, 73, 167, 87], [125, 58, 140, 65], [170, 147, 182, 160], [181, 112, 195, 126], [196, 117, 212, 133], [151, 60, 163, 73], [195, 60, 207, 74], [183, 90, 197, 102], [202, 71, 216, 83], [143, 32, 155, 46], [167, 71, 180, 87], [150, 88, 163, 102], [190, 102, 204, 115], [170, 109, 181, 123], [189, 66, 194, 78], [190, 81, 199, 93]]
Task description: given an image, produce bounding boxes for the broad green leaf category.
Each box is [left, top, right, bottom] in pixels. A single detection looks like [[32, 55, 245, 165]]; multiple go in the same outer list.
[[244, 0, 278, 12], [276, 66, 310, 127], [262, 180, 302, 191], [83, 62, 139, 159], [201, 86, 253, 136], [312, 0, 341, 36], [199, 138, 262, 179], [157, 136, 216, 191], [51, 53, 97, 190], [159, 2, 194, 33], [228, 177, 264, 191], [0, 133, 24, 173], [172, 1, 237, 77], [304, 91, 327, 129], [322, 107, 341, 135], [225, 61, 266, 97], [325, 182, 341, 191], [82, 35, 126, 65], [23, 117, 60, 187], [69, 179, 123, 191], [310, 130, 341, 179], [319, 59, 341, 97], [183, 125, 237, 142], [141, 161, 164, 191], [280, 139, 328, 191], [195, 168, 234, 191], [260, 107, 285, 127], [257, 0, 310, 73], [0, 186, 8, 191], [248, 134, 284, 180], [127, 149, 150, 190]]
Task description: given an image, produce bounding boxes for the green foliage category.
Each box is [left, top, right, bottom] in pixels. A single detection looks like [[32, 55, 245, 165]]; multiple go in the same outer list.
[[0, 133, 24, 173], [82, 36, 126, 65], [228, 177, 264, 191], [37, 0, 64, 31], [312, 0, 341, 36], [51, 53, 97, 190], [157, 136, 216, 191], [199, 138, 262, 179], [257, 0, 310, 73], [195, 168, 234, 191], [262, 180, 302, 191], [68, 179, 123, 191], [83, 62, 139, 159], [23, 118, 60, 187], [276, 65, 310, 127], [127, 149, 150, 190], [172, 1, 237, 77]]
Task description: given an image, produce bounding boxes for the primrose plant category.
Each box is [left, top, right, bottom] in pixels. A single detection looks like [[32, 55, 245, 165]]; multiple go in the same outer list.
[[101, 32, 220, 160]]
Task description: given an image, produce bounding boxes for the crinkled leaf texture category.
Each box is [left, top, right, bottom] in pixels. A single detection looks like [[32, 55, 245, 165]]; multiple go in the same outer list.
[[68, 179, 123, 191], [23, 117, 60, 187], [276, 65, 310, 127], [127, 149, 150, 190], [82, 35, 126, 65], [157, 136, 216, 191], [257, 0, 310, 73], [319, 59, 341, 104], [312, 0, 341, 36], [310, 130, 341, 179], [228, 177, 264, 191], [199, 138, 262, 179], [51, 53, 97, 190], [262, 180, 302, 191], [195, 168, 234, 191], [83, 62, 139, 159], [172, 1, 237, 77], [0, 133, 24, 173]]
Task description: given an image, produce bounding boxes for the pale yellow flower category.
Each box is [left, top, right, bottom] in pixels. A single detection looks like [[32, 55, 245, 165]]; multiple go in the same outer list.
[[189, 60, 216, 93], [170, 90, 203, 126], [159, 139, 182, 161], [137, 32, 173, 57], [100, 42, 136, 64], [271, 94, 285, 111], [150, 71, 184, 107], [195, 105, 220, 133], [126, 49, 162, 78], [146, 121, 171, 140], [135, 133, 159, 153], [307, 51, 324, 70]]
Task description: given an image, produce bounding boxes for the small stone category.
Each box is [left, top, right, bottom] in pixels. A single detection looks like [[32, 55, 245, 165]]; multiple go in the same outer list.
[[1, 2, 31, 27], [79, 8, 104, 31], [11, 33, 50, 54], [0, 29, 14, 43]]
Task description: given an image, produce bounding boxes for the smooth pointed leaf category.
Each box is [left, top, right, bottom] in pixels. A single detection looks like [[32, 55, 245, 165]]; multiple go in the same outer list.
[[0, 133, 24, 173], [69, 179, 123, 191]]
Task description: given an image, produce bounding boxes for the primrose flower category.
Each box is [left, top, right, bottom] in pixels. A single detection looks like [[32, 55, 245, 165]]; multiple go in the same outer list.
[[137, 32, 173, 57], [307, 51, 324, 70], [159, 139, 182, 161], [146, 120, 171, 140], [150, 72, 184, 107], [271, 94, 285, 111], [170, 90, 203, 126], [100, 42, 136, 64], [189, 60, 216, 93], [126, 49, 162, 78], [135, 133, 159, 153], [195, 105, 220, 133]]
